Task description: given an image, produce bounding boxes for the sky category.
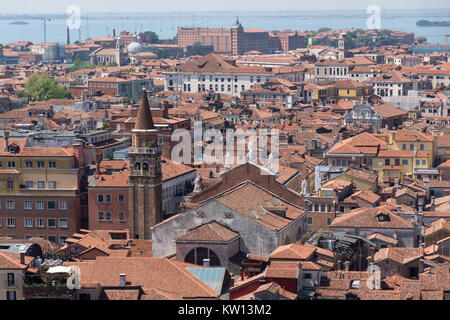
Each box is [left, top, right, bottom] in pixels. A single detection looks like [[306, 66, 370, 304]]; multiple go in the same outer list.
[[3, 0, 450, 14]]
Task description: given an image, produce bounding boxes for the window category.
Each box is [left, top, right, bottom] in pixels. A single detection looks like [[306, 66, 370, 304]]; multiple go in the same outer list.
[[59, 236, 67, 245], [59, 219, 68, 228], [7, 161, 15, 168], [416, 159, 420, 165], [106, 212, 112, 221], [118, 194, 125, 203], [6, 200, 14, 209], [37, 161, 44, 168], [409, 144, 414, 150], [48, 235, 57, 243], [24, 200, 32, 210], [422, 160, 426, 165], [48, 181, 56, 189], [7, 273, 15, 287], [105, 194, 112, 203], [37, 181, 45, 189], [98, 212, 104, 221], [420, 144, 424, 151], [48, 201, 56, 210], [118, 212, 125, 222], [327, 218, 332, 225], [7, 180, 14, 190], [36, 201, 44, 210], [321, 204, 326, 212], [97, 194, 104, 203], [314, 204, 319, 212], [307, 217, 313, 225], [36, 218, 45, 228], [26, 181, 33, 189], [402, 159, 408, 165], [6, 291, 16, 301], [47, 219, 56, 228], [24, 218, 33, 228], [385, 159, 390, 166], [25, 161, 33, 168], [327, 204, 332, 212], [59, 201, 67, 210], [6, 218, 15, 227]]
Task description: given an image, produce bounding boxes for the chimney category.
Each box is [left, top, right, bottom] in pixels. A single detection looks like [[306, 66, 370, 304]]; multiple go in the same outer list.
[[203, 259, 210, 267], [163, 101, 169, 119], [3, 130, 9, 152], [66, 26, 70, 45], [240, 270, 244, 281], [344, 261, 350, 272], [119, 273, 126, 287], [95, 150, 103, 175], [394, 177, 399, 186], [423, 177, 430, 200], [20, 251, 25, 265]]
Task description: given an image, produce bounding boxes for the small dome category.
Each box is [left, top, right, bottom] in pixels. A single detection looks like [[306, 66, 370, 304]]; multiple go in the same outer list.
[[128, 42, 143, 54]]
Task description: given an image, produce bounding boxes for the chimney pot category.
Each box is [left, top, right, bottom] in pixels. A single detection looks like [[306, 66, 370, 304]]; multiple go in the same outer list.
[[203, 258, 210, 267], [20, 251, 25, 265]]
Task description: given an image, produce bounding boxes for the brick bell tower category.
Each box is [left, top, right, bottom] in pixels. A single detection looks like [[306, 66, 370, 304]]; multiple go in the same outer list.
[[128, 89, 162, 239]]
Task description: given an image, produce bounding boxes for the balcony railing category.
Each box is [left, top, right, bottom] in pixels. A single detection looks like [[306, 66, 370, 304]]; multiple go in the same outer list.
[[128, 147, 161, 155]]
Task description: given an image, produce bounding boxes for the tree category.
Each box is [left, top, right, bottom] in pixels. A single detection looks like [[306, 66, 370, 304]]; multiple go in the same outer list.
[[142, 31, 159, 44], [318, 27, 331, 33], [416, 36, 428, 44], [107, 61, 118, 67], [22, 73, 73, 102], [191, 42, 203, 55], [69, 56, 98, 72], [156, 48, 170, 59]]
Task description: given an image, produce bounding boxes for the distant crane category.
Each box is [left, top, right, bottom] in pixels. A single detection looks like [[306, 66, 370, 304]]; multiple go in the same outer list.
[[43, 18, 51, 43]]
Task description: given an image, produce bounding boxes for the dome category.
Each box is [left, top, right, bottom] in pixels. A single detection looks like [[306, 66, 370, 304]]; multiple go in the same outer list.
[[128, 42, 143, 54]]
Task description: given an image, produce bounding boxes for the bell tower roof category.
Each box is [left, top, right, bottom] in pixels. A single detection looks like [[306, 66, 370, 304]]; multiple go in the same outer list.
[[135, 89, 155, 130]]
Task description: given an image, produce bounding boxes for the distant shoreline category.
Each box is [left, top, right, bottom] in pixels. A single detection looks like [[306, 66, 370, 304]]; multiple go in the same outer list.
[[417, 20, 450, 27]]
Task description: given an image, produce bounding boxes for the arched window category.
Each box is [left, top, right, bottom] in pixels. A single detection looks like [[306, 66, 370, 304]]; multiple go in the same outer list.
[[142, 162, 149, 171], [134, 162, 141, 171], [283, 235, 291, 245], [184, 247, 221, 266]]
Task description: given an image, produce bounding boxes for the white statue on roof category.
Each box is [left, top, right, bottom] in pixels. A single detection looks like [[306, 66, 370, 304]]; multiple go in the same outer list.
[[193, 173, 202, 194], [301, 179, 308, 196]]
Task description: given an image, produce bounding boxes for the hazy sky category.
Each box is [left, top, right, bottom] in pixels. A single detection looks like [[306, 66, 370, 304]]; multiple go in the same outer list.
[[4, 0, 450, 14]]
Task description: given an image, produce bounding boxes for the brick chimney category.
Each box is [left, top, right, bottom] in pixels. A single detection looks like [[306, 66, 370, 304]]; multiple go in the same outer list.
[[20, 251, 25, 265]]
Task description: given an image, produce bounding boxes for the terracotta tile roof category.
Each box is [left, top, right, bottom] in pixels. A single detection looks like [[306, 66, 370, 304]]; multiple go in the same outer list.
[[394, 129, 434, 142], [269, 243, 316, 260], [0, 252, 33, 269], [264, 260, 300, 279], [373, 103, 408, 118], [367, 232, 399, 245], [213, 182, 306, 232], [65, 257, 219, 298], [342, 189, 380, 205], [103, 289, 141, 300], [373, 247, 424, 265], [330, 205, 414, 229], [176, 220, 239, 242]]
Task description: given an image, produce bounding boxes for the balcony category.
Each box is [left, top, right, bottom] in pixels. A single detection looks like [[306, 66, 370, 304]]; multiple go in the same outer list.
[[128, 147, 161, 155]]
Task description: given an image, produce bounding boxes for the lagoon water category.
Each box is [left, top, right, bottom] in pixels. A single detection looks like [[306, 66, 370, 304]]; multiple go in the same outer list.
[[1, 9, 450, 45]]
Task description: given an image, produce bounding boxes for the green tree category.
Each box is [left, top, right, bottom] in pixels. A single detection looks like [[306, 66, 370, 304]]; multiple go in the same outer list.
[[318, 27, 331, 33], [416, 36, 428, 44], [107, 61, 118, 67], [22, 73, 73, 102], [142, 31, 159, 44], [156, 48, 169, 59], [191, 41, 203, 55]]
